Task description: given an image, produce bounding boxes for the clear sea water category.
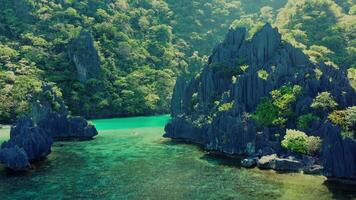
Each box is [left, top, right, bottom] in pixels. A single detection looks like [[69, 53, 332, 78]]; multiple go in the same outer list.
[[0, 115, 355, 200]]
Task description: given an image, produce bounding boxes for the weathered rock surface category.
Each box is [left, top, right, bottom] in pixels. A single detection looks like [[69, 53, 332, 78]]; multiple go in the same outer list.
[[3, 117, 53, 161], [257, 154, 303, 171], [68, 30, 101, 82], [0, 146, 30, 171], [304, 165, 324, 175], [322, 122, 356, 180], [0, 82, 98, 171], [0, 117, 52, 171], [165, 23, 356, 180], [257, 154, 278, 169], [241, 157, 257, 168], [38, 115, 98, 140], [32, 83, 98, 140]]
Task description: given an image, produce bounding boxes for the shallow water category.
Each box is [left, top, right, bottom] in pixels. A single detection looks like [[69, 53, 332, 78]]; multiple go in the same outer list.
[[0, 115, 355, 200]]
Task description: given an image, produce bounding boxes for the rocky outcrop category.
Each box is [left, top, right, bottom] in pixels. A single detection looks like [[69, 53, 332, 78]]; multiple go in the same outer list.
[[322, 122, 356, 180], [38, 115, 98, 140], [257, 154, 303, 171], [165, 23, 356, 181], [31, 83, 98, 140], [0, 146, 30, 171], [0, 82, 98, 171], [68, 30, 101, 82], [0, 117, 52, 171], [241, 157, 258, 168]]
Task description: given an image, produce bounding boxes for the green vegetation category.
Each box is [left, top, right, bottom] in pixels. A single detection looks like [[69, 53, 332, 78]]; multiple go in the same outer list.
[[311, 92, 338, 110], [282, 129, 322, 155], [252, 98, 279, 127], [253, 85, 302, 127], [282, 129, 308, 154], [257, 69, 269, 80], [276, 0, 355, 67], [0, 67, 42, 122], [328, 106, 356, 139], [0, 0, 354, 123], [240, 65, 249, 72], [297, 114, 320, 130], [218, 102, 235, 112], [307, 136, 323, 155]]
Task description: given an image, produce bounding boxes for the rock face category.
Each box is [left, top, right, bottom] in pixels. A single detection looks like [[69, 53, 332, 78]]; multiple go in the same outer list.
[[0, 146, 30, 171], [32, 83, 98, 140], [322, 122, 356, 180], [68, 30, 101, 82], [38, 115, 98, 140], [0, 82, 98, 171], [241, 157, 257, 168], [165, 23, 356, 181], [0, 117, 52, 171], [0, 83, 98, 171], [257, 154, 303, 171]]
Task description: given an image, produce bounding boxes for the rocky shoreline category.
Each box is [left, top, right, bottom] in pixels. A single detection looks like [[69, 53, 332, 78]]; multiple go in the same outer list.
[[164, 23, 356, 184], [0, 83, 98, 171]]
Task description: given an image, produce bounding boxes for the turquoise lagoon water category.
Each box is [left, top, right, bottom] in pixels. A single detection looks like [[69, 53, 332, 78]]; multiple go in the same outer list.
[[0, 115, 355, 200]]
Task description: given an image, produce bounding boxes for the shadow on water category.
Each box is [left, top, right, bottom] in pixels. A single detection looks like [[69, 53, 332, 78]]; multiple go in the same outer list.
[[199, 153, 242, 168], [2, 168, 30, 177], [0, 158, 50, 178], [162, 139, 243, 167], [163, 138, 356, 199], [324, 180, 356, 199]]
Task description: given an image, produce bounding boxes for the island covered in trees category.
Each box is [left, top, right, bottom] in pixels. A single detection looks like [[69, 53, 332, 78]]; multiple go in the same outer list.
[[0, 0, 355, 192]]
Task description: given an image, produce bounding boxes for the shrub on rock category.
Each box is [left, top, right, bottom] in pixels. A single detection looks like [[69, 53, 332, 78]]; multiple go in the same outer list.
[[328, 106, 356, 139], [307, 136, 322, 155], [282, 129, 309, 154], [311, 92, 338, 110], [281, 129, 322, 155]]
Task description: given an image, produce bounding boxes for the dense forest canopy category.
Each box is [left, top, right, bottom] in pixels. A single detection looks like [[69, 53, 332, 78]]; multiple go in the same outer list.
[[0, 0, 355, 123]]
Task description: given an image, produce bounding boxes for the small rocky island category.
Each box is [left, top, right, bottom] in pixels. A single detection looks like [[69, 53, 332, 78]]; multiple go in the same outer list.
[[0, 83, 98, 171], [165, 24, 356, 184]]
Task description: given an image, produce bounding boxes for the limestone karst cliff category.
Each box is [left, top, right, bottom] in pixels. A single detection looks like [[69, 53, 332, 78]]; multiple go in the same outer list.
[[0, 83, 98, 171], [165, 23, 356, 182], [31, 83, 98, 140], [68, 30, 101, 82]]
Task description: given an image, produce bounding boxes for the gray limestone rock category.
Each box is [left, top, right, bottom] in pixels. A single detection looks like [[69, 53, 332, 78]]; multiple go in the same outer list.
[[164, 23, 356, 179], [68, 30, 101, 82], [0, 146, 30, 171]]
